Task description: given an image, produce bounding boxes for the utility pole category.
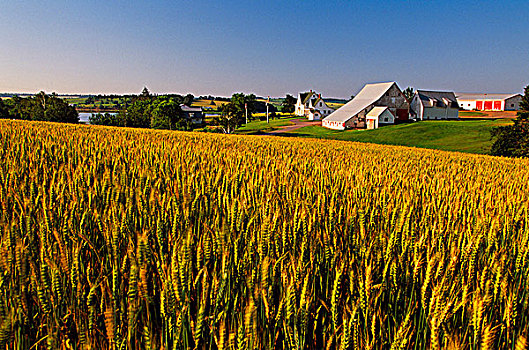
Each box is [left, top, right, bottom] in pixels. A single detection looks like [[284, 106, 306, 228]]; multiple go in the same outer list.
[[245, 103, 248, 124], [266, 96, 270, 123]]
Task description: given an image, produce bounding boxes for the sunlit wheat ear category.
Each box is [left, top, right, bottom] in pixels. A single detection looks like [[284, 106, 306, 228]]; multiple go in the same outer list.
[[515, 335, 527, 350]]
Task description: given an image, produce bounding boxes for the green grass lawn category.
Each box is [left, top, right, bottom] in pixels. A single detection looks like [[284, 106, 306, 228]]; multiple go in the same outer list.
[[283, 119, 512, 154], [235, 117, 297, 134], [459, 111, 487, 117]]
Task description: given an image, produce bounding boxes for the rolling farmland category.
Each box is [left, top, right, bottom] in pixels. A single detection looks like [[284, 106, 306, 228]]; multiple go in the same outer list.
[[0, 120, 528, 349]]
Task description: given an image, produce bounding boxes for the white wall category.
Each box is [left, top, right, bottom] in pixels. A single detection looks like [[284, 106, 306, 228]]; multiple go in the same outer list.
[[505, 95, 522, 110], [423, 107, 459, 120], [458, 100, 477, 110], [312, 100, 334, 116], [379, 109, 395, 124], [322, 119, 345, 130]]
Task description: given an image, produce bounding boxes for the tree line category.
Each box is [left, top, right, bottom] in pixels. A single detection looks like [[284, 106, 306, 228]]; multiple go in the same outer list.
[[0, 89, 294, 133], [0, 92, 79, 123], [89, 90, 194, 131]]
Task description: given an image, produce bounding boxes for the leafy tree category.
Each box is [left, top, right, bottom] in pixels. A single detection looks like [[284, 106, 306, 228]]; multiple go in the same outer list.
[[4, 96, 31, 119], [491, 85, 529, 158], [214, 102, 244, 134], [403, 87, 415, 102], [0, 99, 9, 119], [521, 85, 529, 110], [150, 99, 183, 130], [123, 98, 152, 128], [282, 94, 296, 113], [89, 112, 125, 126], [230, 93, 256, 120], [253, 100, 277, 115], [183, 94, 194, 107]]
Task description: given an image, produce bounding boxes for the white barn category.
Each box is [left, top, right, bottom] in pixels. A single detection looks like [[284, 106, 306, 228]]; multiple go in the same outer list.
[[456, 93, 522, 111], [410, 90, 459, 120], [322, 82, 409, 130], [295, 91, 334, 121], [366, 107, 394, 129]]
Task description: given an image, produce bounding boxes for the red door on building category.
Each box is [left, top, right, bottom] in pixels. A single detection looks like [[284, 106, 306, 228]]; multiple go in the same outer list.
[[494, 101, 502, 110], [484, 101, 493, 110], [476, 101, 483, 110], [396, 109, 409, 121]]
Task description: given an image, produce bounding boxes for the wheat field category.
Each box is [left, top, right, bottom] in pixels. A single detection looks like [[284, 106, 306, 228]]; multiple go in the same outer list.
[[0, 120, 528, 349]]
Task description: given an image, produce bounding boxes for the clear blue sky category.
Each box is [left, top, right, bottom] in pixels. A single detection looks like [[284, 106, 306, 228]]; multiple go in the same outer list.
[[1, 0, 528, 98]]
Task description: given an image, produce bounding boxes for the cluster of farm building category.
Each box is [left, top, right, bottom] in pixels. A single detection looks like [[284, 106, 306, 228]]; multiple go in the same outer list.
[[294, 82, 522, 130]]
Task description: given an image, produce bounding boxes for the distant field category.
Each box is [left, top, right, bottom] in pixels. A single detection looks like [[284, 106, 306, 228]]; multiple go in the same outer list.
[[326, 102, 344, 109], [192, 99, 229, 108], [283, 119, 512, 154], [65, 97, 88, 104]]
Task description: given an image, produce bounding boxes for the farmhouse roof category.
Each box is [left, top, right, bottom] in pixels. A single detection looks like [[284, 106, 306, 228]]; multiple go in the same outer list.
[[300, 92, 314, 104], [417, 90, 459, 109], [180, 104, 202, 112], [323, 82, 395, 123], [312, 97, 322, 106], [366, 106, 391, 119], [455, 93, 521, 101]]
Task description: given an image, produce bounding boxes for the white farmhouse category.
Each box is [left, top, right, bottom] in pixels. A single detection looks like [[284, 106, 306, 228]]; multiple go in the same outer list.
[[456, 93, 522, 111], [295, 91, 334, 121], [410, 90, 459, 120], [322, 82, 409, 130]]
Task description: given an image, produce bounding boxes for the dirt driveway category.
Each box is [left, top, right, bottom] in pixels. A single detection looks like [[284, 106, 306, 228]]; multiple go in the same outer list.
[[460, 110, 517, 119], [268, 118, 321, 134]]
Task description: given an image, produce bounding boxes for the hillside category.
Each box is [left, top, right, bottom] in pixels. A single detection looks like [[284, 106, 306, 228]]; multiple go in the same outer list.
[[1, 119, 528, 348], [284, 119, 512, 154]]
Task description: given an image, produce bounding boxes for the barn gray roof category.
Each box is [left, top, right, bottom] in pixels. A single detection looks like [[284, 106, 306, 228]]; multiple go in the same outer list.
[[456, 93, 521, 101], [417, 90, 459, 109], [323, 82, 395, 123]]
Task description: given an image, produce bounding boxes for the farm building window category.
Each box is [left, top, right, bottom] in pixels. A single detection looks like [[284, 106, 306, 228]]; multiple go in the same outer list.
[[384, 117, 388, 122]]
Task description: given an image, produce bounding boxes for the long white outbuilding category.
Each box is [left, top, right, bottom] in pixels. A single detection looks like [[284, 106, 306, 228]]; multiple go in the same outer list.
[[456, 93, 521, 111]]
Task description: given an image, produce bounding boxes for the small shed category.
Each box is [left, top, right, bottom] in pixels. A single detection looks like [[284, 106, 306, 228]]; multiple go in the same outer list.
[[366, 107, 394, 129]]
